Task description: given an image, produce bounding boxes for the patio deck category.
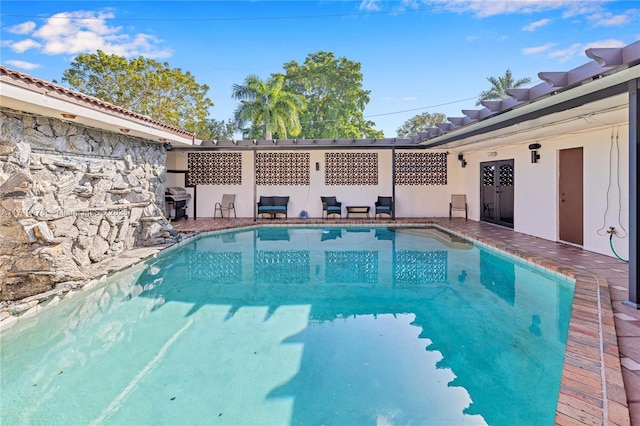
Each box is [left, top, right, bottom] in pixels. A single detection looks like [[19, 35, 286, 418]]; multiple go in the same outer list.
[[172, 216, 639, 425]]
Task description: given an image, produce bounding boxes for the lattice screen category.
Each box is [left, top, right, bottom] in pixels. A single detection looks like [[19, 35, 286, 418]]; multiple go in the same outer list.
[[188, 251, 242, 283], [187, 152, 242, 185], [394, 250, 448, 284], [499, 163, 514, 186], [254, 250, 310, 284], [256, 153, 310, 185], [395, 152, 447, 185], [325, 153, 378, 185], [325, 250, 378, 283], [483, 164, 495, 186]]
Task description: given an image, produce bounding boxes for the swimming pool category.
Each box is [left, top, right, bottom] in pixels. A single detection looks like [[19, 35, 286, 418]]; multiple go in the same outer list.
[[0, 226, 574, 425]]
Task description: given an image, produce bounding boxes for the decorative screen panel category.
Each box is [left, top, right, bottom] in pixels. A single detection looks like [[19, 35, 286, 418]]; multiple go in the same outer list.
[[325, 250, 378, 283], [325, 153, 378, 186], [483, 165, 495, 186], [256, 152, 310, 186], [394, 250, 447, 284], [395, 152, 447, 185], [187, 152, 242, 185], [255, 250, 310, 284], [188, 251, 242, 283], [499, 163, 514, 187]]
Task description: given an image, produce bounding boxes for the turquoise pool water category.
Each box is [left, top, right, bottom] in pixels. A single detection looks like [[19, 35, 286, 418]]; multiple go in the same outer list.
[[0, 226, 574, 425]]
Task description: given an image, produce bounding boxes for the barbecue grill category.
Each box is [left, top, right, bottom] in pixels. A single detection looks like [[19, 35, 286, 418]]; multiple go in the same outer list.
[[165, 187, 191, 221]]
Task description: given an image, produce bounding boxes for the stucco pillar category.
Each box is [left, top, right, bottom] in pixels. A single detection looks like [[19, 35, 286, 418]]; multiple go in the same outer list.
[[625, 78, 639, 308]]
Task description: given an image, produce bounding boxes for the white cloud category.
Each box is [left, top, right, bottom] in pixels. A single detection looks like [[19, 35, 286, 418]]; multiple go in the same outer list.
[[522, 43, 556, 55], [13, 10, 173, 59], [425, 0, 595, 18], [523, 18, 551, 31], [588, 11, 633, 26], [7, 38, 42, 53], [359, 0, 381, 11], [5, 60, 41, 70], [547, 39, 625, 62], [561, 3, 604, 18], [6, 21, 36, 34]]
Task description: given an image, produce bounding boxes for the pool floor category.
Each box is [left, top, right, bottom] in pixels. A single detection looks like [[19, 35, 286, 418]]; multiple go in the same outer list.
[[1, 225, 581, 425]]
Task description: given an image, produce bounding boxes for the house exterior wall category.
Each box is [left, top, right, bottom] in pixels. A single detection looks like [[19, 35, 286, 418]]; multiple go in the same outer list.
[[459, 124, 630, 259], [167, 149, 455, 219], [0, 107, 177, 301]]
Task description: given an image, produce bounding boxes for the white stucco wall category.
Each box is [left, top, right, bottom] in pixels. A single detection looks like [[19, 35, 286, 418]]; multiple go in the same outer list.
[[459, 124, 630, 259], [167, 149, 454, 219]]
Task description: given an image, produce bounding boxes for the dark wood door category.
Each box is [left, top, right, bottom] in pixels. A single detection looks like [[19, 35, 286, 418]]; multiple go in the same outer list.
[[480, 160, 514, 228], [559, 148, 583, 245]]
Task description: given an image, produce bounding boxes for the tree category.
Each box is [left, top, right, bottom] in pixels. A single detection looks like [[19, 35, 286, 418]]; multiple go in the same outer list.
[[62, 50, 214, 134], [198, 118, 236, 140], [477, 69, 531, 105], [396, 112, 448, 138], [232, 74, 305, 139], [283, 51, 383, 139]]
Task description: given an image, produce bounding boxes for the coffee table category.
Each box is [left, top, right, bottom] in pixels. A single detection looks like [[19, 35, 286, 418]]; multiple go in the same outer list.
[[346, 206, 370, 218]]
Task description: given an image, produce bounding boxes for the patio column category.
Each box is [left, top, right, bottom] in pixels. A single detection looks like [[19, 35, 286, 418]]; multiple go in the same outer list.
[[253, 148, 257, 221], [392, 147, 396, 220], [625, 77, 639, 309]]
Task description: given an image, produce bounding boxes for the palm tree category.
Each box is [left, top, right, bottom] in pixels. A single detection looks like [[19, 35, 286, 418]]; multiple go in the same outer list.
[[476, 69, 531, 105], [232, 74, 306, 139]]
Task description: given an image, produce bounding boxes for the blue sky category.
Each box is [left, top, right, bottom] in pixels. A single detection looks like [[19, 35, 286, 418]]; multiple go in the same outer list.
[[1, 1, 638, 137]]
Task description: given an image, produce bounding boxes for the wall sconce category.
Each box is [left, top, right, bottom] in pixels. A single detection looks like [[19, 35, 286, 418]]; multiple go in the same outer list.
[[458, 153, 467, 168], [487, 151, 497, 157], [60, 113, 76, 119], [315, 162, 320, 171], [163, 142, 173, 151], [529, 143, 541, 163], [119, 128, 130, 133]]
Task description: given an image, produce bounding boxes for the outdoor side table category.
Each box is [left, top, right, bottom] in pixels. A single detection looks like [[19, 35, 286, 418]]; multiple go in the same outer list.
[[346, 206, 370, 218]]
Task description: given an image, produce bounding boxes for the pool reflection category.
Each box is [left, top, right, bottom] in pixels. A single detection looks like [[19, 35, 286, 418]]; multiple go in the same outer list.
[[129, 227, 572, 425]]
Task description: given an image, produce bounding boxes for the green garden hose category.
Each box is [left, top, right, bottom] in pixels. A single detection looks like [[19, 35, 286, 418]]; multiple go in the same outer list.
[[609, 234, 629, 263]]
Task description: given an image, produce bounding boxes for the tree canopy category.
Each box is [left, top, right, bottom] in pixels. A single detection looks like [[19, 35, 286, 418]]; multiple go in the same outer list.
[[232, 74, 306, 139], [283, 51, 383, 139], [62, 50, 214, 135], [477, 69, 531, 105], [199, 118, 236, 140], [396, 112, 448, 138]]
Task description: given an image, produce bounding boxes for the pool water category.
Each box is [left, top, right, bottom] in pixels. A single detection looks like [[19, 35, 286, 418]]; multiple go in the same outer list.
[[0, 226, 574, 425]]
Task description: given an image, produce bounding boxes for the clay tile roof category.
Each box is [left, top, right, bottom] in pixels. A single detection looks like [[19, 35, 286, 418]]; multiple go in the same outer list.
[[0, 65, 196, 139]]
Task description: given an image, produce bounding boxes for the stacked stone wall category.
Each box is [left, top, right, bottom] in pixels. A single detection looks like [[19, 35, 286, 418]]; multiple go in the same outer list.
[[0, 108, 178, 301]]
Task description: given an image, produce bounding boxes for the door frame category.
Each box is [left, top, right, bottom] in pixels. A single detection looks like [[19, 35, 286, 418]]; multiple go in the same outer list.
[[558, 147, 584, 245], [480, 159, 515, 228]]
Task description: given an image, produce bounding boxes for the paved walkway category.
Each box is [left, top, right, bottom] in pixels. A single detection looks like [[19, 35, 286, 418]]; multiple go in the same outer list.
[[173, 216, 639, 425]]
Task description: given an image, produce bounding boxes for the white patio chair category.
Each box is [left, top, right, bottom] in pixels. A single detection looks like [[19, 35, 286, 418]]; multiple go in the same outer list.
[[214, 194, 236, 218], [449, 194, 467, 221]]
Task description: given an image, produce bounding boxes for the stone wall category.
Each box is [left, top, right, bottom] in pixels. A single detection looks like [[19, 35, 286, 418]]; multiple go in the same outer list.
[[0, 108, 178, 301]]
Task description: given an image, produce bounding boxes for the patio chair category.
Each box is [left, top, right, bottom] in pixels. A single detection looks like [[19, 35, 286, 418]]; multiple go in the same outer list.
[[449, 194, 468, 221], [214, 194, 236, 218], [375, 196, 393, 219], [321, 196, 342, 218]]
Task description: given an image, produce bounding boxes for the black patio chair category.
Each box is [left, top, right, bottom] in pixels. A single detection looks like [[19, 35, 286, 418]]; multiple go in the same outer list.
[[375, 196, 393, 219]]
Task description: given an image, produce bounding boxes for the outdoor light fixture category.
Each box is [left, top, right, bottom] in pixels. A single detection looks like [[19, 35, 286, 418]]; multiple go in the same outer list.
[[163, 142, 173, 151], [61, 113, 76, 119], [120, 128, 130, 133], [529, 143, 541, 163], [458, 153, 467, 168], [487, 151, 497, 157], [315, 162, 320, 171]]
